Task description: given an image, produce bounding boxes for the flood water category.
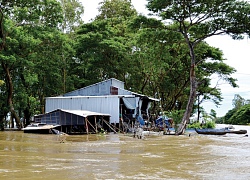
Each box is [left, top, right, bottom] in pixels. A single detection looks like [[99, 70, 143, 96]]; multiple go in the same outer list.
[[0, 125, 250, 180]]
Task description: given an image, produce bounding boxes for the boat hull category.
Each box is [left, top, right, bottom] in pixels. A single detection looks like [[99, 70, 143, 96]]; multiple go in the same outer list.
[[226, 129, 247, 134], [22, 123, 61, 134], [195, 128, 247, 135], [195, 128, 227, 135], [23, 129, 53, 134]]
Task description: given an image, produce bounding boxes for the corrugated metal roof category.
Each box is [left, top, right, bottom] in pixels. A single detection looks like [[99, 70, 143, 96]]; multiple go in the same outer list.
[[59, 109, 111, 117], [114, 87, 160, 102], [46, 95, 135, 99], [58, 78, 159, 102], [61, 78, 124, 97]]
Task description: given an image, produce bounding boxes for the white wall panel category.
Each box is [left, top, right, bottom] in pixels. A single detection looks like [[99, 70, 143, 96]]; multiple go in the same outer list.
[[45, 96, 120, 123]]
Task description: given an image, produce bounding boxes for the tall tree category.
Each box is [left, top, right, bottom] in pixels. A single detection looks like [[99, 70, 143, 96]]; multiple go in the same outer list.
[[75, 0, 137, 86], [0, 0, 63, 128], [129, 16, 236, 117], [59, 0, 84, 33], [58, 0, 84, 93], [232, 94, 246, 110], [147, 0, 250, 134]]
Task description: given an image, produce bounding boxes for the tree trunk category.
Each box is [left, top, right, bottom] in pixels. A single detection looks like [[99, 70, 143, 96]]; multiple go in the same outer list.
[[2, 62, 22, 129], [0, 8, 5, 51], [197, 96, 201, 122], [176, 40, 197, 135], [23, 108, 31, 127], [176, 65, 197, 135], [0, 117, 4, 130]]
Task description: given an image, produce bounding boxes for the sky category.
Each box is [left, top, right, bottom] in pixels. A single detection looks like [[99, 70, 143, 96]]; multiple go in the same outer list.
[[80, 0, 250, 117]]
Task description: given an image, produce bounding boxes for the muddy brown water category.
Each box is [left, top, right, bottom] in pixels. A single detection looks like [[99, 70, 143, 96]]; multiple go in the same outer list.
[[0, 125, 250, 180]]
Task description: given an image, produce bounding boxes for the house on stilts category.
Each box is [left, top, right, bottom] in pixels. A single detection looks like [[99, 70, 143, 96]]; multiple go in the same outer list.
[[34, 78, 159, 134]]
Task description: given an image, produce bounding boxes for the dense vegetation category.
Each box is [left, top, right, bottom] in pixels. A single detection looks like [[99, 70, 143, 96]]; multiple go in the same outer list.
[[0, 0, 250, 132], [187, 121, 216, 129], [216, 94, 250, 125]]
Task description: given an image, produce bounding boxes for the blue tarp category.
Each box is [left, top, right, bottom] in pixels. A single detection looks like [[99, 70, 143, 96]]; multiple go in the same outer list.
[[155, 116, 170, 127], [137, 116, 145, 126]]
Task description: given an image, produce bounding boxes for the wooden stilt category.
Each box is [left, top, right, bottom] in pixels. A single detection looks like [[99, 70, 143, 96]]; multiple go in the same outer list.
[[86, 118, 98, 133], [103, 119, 117, 133], [94, 116, 97, 133], [85, 117, 89, 134]]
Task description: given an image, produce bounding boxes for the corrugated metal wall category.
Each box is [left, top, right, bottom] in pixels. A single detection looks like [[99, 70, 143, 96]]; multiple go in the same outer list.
[[45, 96, 120, 124]]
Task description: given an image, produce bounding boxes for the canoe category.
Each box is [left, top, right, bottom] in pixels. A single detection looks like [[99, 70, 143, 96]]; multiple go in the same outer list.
[[195, 128, 248, 135], [226, 129, 247, 134], [195, 128, 227, 135]]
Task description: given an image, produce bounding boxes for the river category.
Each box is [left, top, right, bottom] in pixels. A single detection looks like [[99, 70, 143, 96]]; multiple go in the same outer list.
[[0, 124, 250, 180]]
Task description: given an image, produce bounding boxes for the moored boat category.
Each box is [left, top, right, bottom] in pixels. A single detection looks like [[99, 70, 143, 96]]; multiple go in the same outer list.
[[225, 129, 247, 134], [195, 128, 247, 135], [195, 128, 227, 135], [22, 123, 61, 134]]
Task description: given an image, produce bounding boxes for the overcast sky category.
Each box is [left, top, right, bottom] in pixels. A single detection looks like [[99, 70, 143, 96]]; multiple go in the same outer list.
[[80, 0, 250, 117]]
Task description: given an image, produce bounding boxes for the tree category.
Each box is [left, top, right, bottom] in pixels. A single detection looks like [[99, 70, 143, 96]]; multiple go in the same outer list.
[[96, 0, 137, 20], [147, 0, 250, 134], [129, 16, 236, 119], [58, 0, 84, 93], [222, 94, 250, 124], [0, 0, 63, 128], [232, 94, 246, 110], [59, 0, 84, 33], [75, 0, 137, 86], [228, 104, 250, 125]]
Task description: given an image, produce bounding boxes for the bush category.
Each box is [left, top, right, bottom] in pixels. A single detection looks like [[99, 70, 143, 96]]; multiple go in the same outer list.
[[187, 121, 216, 129], [187, 122, 201, 129], [205, 121, 216, 128], [165, 110, 185, 131]]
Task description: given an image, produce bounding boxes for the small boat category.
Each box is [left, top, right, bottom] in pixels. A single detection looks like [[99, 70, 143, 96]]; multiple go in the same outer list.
[[22, 123, 61, 134], [195, 128, 247, 135], [225, 129, 247, 134], [195, 128, 227, 135]]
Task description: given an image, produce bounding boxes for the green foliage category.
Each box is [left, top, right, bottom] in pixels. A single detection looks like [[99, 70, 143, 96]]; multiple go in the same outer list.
[[187, 122, 201, 129], [222, 95, 250, 125], [147, 0, 250, 39], [187, 121, 216, 129], [232, 94, 246, 110], [0, 80, 4, 86], [215, 116, 224, 124], [75, 0, 138, 85], [59, 0, 84, 32], [205, 121, 216, 129], [97, 0, 137, 21], [223, 108, 238, 124], [228, 104, 250, 125], [165, 110, 185, 131], [146, 0, 250, 134], [0, 0, 70, 125]]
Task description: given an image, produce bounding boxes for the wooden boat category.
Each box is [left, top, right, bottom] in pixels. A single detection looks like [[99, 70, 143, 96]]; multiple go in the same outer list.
[[226, 129, 247, 134], [22, 123, 61, 134], [195, 128, 247, 135], [195, 128, 227, 135]]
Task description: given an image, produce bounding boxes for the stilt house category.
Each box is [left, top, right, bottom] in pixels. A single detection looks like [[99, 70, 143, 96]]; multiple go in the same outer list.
[[39, 78, 159, 133]]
